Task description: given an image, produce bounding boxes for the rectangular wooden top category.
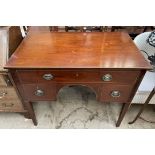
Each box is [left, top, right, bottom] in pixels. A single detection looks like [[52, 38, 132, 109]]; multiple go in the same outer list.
[[5, 32, 151, 69]]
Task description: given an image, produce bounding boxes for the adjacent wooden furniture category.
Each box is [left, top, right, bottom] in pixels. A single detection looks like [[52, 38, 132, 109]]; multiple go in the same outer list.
[[49, 26, 59, 32], [65, 26, 103, 32], [0, 26, 26, 114], [5, 32, 151, 126], [0, 73, 25, 112]]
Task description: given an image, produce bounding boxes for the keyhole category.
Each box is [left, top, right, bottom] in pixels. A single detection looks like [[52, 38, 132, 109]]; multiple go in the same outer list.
[[75, 73, 79, 77]]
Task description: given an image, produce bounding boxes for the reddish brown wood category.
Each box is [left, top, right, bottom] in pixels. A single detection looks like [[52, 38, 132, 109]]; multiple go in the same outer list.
[[21, 83, 57, 101], [16, 69, 102, 83], [23, 112, 31, 119], [24, 101, 37, 125], [116, 103, 130, 127], [5, 32, 152, 127], [16, 69, 140, 84], [8, 26, 23, 57], [5, 32, 151, 69], [100, 84, 133, 103]]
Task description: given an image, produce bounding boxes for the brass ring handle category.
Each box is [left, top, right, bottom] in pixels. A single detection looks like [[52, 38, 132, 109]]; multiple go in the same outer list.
[[111, 90, 121, 97], [102, 74, 112, 81], [0, 92, 7, 99], [43, 74, 54, 80], [35, 89, 44, 96]]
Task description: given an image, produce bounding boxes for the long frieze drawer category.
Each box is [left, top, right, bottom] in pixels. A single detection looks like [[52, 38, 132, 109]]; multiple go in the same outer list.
[[21, 84, 57, 101], [16, 70, 140, 84], [0, 87, 25, 111], [100, 84, 133, 103]]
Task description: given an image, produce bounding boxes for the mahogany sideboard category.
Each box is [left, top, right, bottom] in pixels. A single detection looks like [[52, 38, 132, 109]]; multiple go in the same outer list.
[[5, 32, 151, 127]]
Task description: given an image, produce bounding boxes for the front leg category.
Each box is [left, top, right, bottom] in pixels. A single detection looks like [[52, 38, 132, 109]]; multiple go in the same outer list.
[[116, 103, 131, 127], [23, 112, 31, 119], [23, 101, 37, 126]]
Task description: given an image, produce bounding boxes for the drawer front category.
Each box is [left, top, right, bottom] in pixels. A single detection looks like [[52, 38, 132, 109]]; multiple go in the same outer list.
[[100, 84, 133, 103], [21, 83, 57, 101], [16, 70, 140, 84], [0, 86, 25, 111], [100, 71, 140, 84]]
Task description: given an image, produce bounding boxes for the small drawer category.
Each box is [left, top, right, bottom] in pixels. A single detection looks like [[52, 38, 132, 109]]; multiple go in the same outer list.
[[100, 84, 133, 103], [0, 100, 24, 111], [0, 86, 25, 111], [21, 83, 57, 101]]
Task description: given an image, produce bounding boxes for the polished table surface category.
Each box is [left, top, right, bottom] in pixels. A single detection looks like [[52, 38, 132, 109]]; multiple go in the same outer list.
[[5, 32, 150, 69], [5, 32, 152, 127]]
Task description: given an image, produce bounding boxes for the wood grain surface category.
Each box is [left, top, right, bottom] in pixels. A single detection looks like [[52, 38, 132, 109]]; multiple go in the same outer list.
[[5, 32, 151, 69]]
